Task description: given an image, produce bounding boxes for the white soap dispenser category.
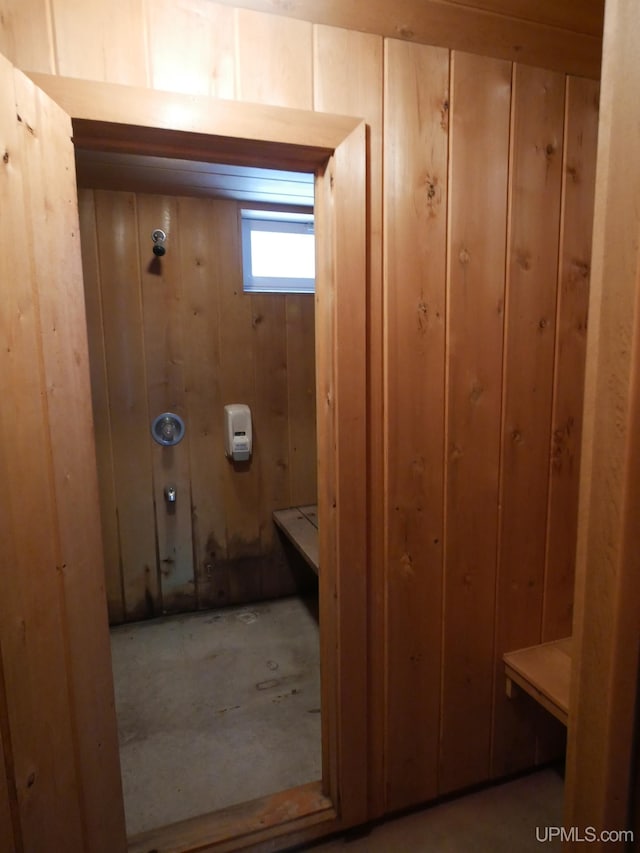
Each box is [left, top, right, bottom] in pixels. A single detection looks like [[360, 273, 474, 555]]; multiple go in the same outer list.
[[224, 404, 252, 462]]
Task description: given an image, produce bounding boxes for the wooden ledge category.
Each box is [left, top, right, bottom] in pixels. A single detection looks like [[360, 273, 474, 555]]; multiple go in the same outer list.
[[503, 637, 572, 726], [273, 505, 319, 574]]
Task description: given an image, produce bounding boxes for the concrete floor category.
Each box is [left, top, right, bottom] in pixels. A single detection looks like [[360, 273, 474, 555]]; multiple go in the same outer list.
[[111, 595, 564, 850], [110, 595, 322, 836], [302, 767, 564, 853]]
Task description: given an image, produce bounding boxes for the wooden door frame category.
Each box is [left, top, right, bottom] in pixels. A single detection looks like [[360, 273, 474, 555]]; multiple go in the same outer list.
[[29, 73, 369, 850]]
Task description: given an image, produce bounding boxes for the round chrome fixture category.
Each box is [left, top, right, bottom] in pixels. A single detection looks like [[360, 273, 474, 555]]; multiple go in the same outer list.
[[151, 412, 185, 446]]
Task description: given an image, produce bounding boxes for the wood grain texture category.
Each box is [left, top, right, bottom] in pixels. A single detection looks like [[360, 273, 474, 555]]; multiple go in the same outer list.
[[146, 0, 236, 98], [491, 64, 565, 778], [286, 294, 317, 507], [28, 72, 359, 165], [565, 0, 640, 840], [212, 0, 601, 78], [50, 0, 148, 85], [137, 194, 196, 613], [13, 69, 126, 852], [252, 291, 290, 553], [444, 0, 603, 36], [384, 38, 449, 810], [0, 56, 126, 853], [0, 57, 84, 852], [93, 190, 160, 621], [314, 159, 339, 804], [312, 23, 384, 816], [542, 76, 599, 642], [77, 188, 124, 624], [440, 50, 511, 795], [329, 121, 369, 826], [236, 9, 313, 109], [0, 688, 16, 853], [0, 0, 54, 72], [503, 637, 571, 726], [180, 197, 229, 605]]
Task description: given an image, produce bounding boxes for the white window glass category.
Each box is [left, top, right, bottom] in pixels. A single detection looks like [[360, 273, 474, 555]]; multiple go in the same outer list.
[[241, 209, 315, 294]]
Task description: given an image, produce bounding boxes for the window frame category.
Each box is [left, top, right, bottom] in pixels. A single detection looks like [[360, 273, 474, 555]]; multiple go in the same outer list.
[[241, 207, 315, 294]]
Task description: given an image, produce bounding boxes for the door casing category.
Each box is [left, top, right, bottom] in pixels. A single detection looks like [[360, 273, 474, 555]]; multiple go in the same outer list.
[[28, 72, 369, 849]]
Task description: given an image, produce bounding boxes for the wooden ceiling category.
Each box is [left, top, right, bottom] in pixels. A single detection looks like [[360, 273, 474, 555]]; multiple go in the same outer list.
[[210, 0, 604, 78], [441, 0, 603, 36], [74, 150, 315, 206]]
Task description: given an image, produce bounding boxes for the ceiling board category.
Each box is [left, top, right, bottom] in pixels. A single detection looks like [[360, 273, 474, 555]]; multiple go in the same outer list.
[[74, 150, 315, 206]]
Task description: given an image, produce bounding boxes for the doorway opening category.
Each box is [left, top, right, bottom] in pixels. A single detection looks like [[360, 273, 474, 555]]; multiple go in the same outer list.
[[75, 150, 323, 834], [29, 72, 369, 851]]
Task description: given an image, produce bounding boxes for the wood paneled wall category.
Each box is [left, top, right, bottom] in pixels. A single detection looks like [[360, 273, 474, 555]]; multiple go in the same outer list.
[[78, 189, 317, 624], [1, 0, 599, 820], [0, 57, 126, 853]]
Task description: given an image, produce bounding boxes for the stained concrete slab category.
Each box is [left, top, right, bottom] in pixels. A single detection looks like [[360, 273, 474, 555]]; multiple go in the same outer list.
[[110, 595, 321, 836]]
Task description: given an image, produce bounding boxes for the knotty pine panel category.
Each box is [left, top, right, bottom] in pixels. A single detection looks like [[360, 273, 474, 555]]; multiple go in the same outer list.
[[542, 76, 599, 641], [13, 71, 126, 852], [384, 38, 449, 810], [145, 0, 236, 98], [491, 64, 566, 777], [0, 58, 84, 852], [1, 57, 126, 852], [313, 23, 385, 816], [236, 8, 313, 109], [50, 0, 148, 85], [440, 51, 511, 795], [5, 0, 602, 825]]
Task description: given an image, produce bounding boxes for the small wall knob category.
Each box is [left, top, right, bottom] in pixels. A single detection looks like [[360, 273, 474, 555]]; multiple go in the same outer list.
[[164, 485, 176, 503]]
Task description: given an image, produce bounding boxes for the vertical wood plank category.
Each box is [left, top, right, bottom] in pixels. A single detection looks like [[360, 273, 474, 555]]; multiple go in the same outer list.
[[145, 0, 235, 98], [216, 201, 261, 562], [137, 194, 195, 613], [333, 121, 369, 826], [94, 190, 159, 620], [78, 188, 124, 625], [314, 159, 339, 803], [0, 691, 16, 853], [236, 8, 313, 109], [384, 38, 449, 811], [0, 54, 83, 853], [13, 70, 127, 852], [313, 23, 384, 815], [440, 50, 511, 795], [0, 0, 54, 72], [50, 0, 148, 85], [252, 291, 290, 552], [180, 196, 229, 608], [542, 75, 599, 642], [565, 1, 640, 842], [286, 294, 317, 507], [491, 63, 565, 778]]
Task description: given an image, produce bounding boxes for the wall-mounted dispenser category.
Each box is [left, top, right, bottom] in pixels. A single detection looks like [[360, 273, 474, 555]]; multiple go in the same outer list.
[[224, 404, 252, 462]]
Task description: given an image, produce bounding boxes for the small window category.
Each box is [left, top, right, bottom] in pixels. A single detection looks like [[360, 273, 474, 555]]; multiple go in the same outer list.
[[241, 209, 315, 294]]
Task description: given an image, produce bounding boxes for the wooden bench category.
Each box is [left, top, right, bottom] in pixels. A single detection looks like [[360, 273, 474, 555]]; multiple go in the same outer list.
[[503, 637, 572, 726], [273, 504, 319, 575]]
